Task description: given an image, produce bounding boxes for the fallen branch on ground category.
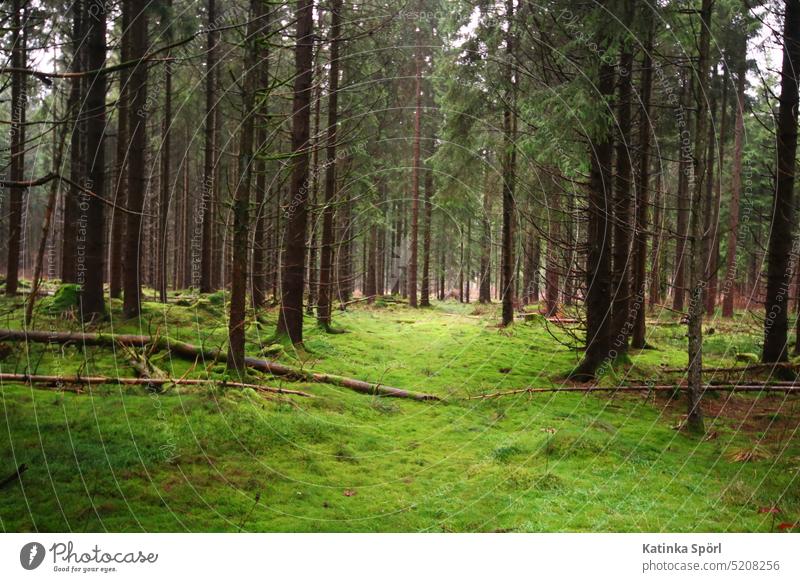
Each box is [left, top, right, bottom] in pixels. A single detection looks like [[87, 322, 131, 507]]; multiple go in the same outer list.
[[0, 372, 314, 397], [0, 464, 28, 489], [659, 362, 799, 374], [467, 384, 800, 400], [0, 329, 440, 401]]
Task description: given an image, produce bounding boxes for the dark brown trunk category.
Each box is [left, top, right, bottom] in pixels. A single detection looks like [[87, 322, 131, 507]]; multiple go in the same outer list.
[[686, 0, 714, 434], [278, 0, 315, 342], [317, 0, 342, 328], [200, 0, 218, 293], [610, 3, 634, 349], [722, 39, 747, 318], [110, 0, 130, 299], [81, 0, 107, 317], [571, 16, 614, 380], [6, 0, 27, 295], [764, 0, 800, 362], [227, 0, 261, 373], [122, 0, 148, 318], [631, 25, 654, 349], [500, 0, 516, 325]]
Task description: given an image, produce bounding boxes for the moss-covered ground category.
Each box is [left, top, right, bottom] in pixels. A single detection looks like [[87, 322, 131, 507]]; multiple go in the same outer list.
[[1, 290, 799, 532]]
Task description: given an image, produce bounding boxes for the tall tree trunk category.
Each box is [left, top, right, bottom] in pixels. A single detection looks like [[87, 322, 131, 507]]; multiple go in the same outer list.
[[649, 171, 664, 308], [6, 0, 27, 296], [62, 1, 84, 284], [122, 0, 148, 318], [110, 0, 130, 299], [705, 65, 729, 315], [479, 176, 492, 303], [278, 0, 315, 342], [631, 25, 654, 349], [500, 0, 517, 325], [611, 1, 635, 348], [408, 25, 423, 307], [252, 8, 271, 310], [686, 0, 714, 434], [228, 0, 261, 373], [420, 153, 434, 306], [545, 188, 560, 317], [571, 12, 614, 381], [764, 0, 800, 363], [158, 1, 173, 303], [673, 72, 692, 311], [200, 0, 218, 293], [722, 38, 747, 318], [317, 0, 342, 329], [81, 0, 107, 318]]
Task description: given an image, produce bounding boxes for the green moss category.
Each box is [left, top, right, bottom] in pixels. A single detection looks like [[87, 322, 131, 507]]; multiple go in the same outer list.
[[0, 296, 797, 532]]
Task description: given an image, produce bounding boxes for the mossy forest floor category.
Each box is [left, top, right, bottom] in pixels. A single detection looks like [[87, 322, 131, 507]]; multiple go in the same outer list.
[[1, 288, 799, 532]]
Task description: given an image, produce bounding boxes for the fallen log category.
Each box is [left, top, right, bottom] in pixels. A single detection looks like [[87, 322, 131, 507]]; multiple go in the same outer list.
[[0, 463, 28, 490], [659, 362, 799, 374], [467, 384, 800, 400], [0, 329, 440, 401], [0, 372, 314, 397]]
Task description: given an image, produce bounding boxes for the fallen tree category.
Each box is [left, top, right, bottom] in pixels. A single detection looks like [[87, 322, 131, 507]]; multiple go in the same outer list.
[[467, 384, 800, 400], [0, 329, 440, 401], [0, 372, 314, 398]]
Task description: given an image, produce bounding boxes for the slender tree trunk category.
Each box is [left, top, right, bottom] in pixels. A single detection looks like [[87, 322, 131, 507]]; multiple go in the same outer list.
[[6, 0, 27, 296], [252, 8, 271, 310], [317, 0, 342, 329], [200, 0, 218, 293], [631, 25, 654, 349], [278, 0, 315, 342], [122, 0, 148, 318], [686, 0, 714, 434], [764, 0, 800, 363], [500, 0, 517, 325], [110, 0, 130, 299], [157, 2, 173, 303], [611, 2, 634, 348], [545, 189, 560, 317], [228, 0, 261, 373], [571, 14, 614, 381], [722, 40, 747, 318], [705, 66, 729, 315], [673, 73, 692, 311], [81, 0, 107, 318], [408, 25, 423, 307], [62, 1, 83, 284], [649, 171, 663, 307], [479, 177, 492, 303], [420, 154, 434, 306]]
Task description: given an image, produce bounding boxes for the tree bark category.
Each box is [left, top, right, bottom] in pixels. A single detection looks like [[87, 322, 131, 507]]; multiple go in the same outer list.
[[571, 10, 614, 381], [317, 0, 342, 329], [686, 0, 714, 434], [122, 0, 148, 318], [110, 0, 130, 299], [610, 0, 635, 349], [763, 0, 800, 363], [500, 0, 517, 326], [200, 0, 218, 293], [278, 0, 315, 342], [6, 0, 27, 296], [722, 37, 747, 318], [631, 25, 654, 349], [81, 0, 108, 318]]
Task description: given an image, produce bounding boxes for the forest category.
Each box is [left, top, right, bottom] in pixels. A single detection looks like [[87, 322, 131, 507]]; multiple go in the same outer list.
[[1, 0, 800, 533]]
